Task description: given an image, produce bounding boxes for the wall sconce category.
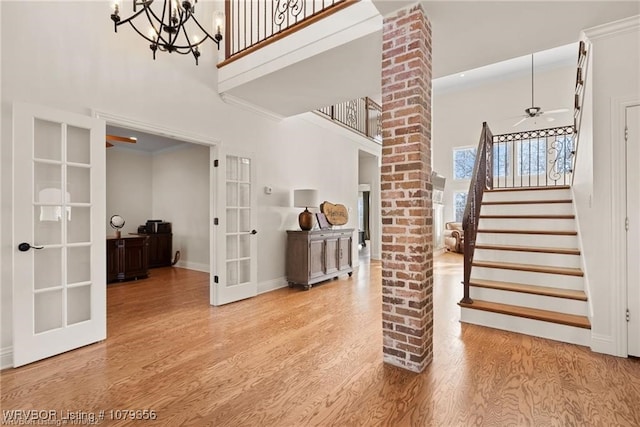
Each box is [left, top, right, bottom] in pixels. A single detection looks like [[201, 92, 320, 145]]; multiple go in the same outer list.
[[294, 189, 318, 231]]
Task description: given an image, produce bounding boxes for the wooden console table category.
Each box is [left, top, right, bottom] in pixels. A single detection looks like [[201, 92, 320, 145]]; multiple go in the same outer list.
[[107, 236, 149, 283], [286, 228, 354, 290]]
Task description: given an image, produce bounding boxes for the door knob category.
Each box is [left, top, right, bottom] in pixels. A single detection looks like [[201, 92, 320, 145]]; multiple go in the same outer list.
[[250, 230, 258, 235], [18, 242, 44, 252]]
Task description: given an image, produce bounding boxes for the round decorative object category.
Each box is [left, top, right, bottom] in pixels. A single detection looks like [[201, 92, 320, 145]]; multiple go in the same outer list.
[[299, 209, 314, 231], [110, 215, 125, 238]]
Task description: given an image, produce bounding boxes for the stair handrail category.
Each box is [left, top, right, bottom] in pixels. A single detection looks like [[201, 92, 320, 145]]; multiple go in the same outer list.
[[571, 40, 589, 185], [461, 122, 494, 304]]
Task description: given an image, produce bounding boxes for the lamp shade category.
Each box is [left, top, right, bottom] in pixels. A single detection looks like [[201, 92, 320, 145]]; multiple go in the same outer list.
[[294, 189, 318, 209]]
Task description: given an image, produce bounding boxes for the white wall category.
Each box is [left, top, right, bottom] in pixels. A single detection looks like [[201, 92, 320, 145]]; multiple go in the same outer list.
[[105, 149, 153, 236], [573, 17, 640, 356], [432, 65, 575, 224], [152, 145, 210, 271], [0, 1, 379, 363]]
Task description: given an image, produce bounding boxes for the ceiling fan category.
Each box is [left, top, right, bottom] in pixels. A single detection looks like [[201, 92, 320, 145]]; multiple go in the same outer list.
[[106, 134, 137, 148], [512, 54, 569, 127]]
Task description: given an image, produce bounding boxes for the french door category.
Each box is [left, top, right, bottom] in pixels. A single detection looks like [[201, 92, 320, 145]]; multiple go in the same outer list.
[[212, 151, 258, 305], [13, 103, 106, 367]]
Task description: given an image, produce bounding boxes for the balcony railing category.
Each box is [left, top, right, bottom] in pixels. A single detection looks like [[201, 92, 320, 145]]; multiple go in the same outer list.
[[222, 0, 357, 64], [491, 125, 575, 188], [316, 97, 382, 143]]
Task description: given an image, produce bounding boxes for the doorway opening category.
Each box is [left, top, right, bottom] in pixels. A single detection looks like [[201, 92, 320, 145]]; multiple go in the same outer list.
[[96, 110, 220, 310]]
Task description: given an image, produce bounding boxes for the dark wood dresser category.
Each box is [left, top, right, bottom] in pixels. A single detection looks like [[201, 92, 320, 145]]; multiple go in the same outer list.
[[107, 236, 149, 283]]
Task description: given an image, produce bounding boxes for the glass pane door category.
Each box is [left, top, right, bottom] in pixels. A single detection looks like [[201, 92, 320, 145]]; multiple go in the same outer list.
[[13, 103, 106, 367]]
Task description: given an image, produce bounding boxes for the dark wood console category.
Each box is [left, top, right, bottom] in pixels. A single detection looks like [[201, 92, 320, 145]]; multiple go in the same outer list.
[[107, 236, 149, 283]]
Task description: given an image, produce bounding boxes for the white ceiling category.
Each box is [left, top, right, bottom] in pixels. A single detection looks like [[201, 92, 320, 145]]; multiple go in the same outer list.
[[106, 125, 192, 153], [383, 0, 640, 78], [221, 0, 639, 116]]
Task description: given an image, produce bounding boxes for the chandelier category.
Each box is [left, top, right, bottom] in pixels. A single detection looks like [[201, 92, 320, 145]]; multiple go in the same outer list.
[[110, 0, 223, 65]]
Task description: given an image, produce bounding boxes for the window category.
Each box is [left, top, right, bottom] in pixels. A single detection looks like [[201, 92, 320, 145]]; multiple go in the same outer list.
[[517, 138, 547, 176], [453, 145, 509, 180], [553, 135, 574, 174], [453, 147, 476, 180], [492, 142, 509, 177], [454, 191, 467, 222]]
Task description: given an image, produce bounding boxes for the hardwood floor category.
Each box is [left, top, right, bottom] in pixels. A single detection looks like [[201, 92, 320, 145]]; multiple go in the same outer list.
[[2, 253, 639, 426]]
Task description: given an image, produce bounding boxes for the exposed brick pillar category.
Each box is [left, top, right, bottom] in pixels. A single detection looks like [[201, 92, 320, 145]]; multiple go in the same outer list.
[[380, 3, 433, 373]]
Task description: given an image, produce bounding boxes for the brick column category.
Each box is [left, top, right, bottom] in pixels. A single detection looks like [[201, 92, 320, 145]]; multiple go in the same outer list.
[[380, 3, 433, 373]]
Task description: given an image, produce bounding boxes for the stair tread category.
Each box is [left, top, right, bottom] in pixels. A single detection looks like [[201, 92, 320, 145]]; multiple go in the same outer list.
[[480, 214, 575, 219], [487, 186, 570, 192], [475, 244, 580, 255], [459, 300, 591, 329], [483, 199, 572, 205], [472, 260, 584, 276], [469, 278, 587, 300], [478, 229, 577, 236]]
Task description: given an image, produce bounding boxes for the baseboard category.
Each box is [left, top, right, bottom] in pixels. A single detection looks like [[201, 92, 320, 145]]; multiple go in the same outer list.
[[590, 333, 622, 357], [174, 260, 210, 273], [1, 346, 13, 370], [258, 277, 288, 294]]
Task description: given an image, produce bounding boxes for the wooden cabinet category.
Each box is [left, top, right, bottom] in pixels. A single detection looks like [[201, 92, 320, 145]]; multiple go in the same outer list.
[[286, 229, 354, 290], [146, 233, 173, 268], [107, 236, 149, 283]]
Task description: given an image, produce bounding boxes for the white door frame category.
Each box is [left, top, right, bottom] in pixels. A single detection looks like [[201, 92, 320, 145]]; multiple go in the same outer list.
[[92, 110, 221, 303], [610, 97, 640, 357], [624, 102, 640, 356]]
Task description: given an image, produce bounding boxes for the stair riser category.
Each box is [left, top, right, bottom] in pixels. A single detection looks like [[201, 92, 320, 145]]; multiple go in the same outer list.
[[476, 232, 578, 248], [469, 287, 588, 316], [480, 203, 574, 216], [471, 266, 584, 290], [478, 218, 576, 232], [460, 307, 590, 347], [483, 188, 571, 202], [474, 249, 582, 269]]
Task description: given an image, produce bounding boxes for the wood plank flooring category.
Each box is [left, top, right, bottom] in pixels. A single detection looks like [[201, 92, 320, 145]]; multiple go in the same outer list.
[[2, 253, 640, 426]]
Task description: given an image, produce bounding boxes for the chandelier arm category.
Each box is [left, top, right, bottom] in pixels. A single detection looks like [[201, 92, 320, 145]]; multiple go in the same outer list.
[[142, 4, 173, 51], [114, 6, 148, 28], [188, 16, 216, 43]]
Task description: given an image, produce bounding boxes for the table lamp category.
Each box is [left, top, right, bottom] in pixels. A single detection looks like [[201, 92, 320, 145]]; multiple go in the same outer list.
[[294, 189, 318, 231]]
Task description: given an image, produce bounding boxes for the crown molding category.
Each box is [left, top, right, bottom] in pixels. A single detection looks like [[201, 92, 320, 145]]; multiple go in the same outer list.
[[92, 110, 222, 147], [583, 14, 640, 40], [219, 93, 284, 122]]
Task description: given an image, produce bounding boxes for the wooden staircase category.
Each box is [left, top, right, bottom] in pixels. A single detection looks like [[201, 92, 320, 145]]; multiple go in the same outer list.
[[459, 185, 591, 346]]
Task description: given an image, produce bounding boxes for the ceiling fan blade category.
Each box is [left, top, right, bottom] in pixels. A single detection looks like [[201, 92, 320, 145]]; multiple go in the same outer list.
[[106, 134, 137, 144], [512, 117, 528, 127], [544, 108, 569, 115]]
